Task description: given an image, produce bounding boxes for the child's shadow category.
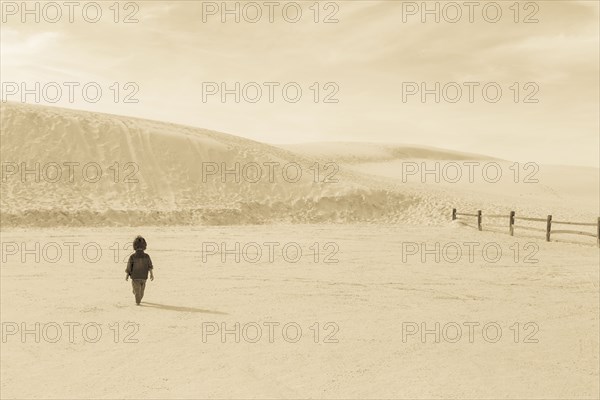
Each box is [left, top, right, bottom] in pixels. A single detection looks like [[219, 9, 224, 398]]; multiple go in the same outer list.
[[141, 302, 228, 315]]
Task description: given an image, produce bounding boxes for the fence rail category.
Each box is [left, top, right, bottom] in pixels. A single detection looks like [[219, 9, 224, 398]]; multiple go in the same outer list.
[[451, 208, 600, 247], [552, 221, 597, 227], [515, 216, 547, 222]]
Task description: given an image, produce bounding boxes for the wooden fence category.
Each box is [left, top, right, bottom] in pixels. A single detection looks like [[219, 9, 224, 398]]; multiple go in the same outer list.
[[452, 208, 600, 247]]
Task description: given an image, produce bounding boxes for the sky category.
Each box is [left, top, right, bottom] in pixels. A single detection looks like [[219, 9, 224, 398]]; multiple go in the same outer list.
[[1, 0, 599, 166]]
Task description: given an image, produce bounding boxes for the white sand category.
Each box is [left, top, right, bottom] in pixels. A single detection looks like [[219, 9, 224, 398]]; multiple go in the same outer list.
[[1, 103, 598, 398], [4, 102, 598, 228], [1, 225, 598, 399], [1, 103, 418, 226]]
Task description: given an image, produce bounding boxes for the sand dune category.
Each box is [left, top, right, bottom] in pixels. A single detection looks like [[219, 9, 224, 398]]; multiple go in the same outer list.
[[283, 142, 499, 164], [0, 103, 421, 226], [1, 103, 597, 228], [287, 141, 600, 226]]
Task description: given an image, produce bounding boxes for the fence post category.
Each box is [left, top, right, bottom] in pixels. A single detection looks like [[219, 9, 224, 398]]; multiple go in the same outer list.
[[546, 215, 552, 242], [477, 210, 482, 231], [452, 208, 457, 221], [509, 211, 515, 236], [597, 217, 600, 247]]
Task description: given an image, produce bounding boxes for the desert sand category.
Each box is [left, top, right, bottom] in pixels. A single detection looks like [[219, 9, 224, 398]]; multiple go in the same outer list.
[[1, 103, 598, 399]]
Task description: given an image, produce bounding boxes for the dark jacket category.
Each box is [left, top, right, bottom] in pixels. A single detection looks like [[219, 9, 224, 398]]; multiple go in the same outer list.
[[126, 250, 154, 280]]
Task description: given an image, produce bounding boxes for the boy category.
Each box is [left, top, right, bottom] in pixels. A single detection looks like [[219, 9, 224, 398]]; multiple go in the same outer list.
[[125, 236, 154, 305]]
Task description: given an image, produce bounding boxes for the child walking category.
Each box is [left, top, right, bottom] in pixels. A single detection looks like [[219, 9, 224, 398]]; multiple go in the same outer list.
[[125, 236, 154, 305]]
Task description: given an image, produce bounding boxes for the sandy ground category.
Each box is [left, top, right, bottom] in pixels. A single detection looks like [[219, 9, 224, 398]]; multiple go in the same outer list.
[[1, 103, 599, 398], [1, 224, 598, 399]]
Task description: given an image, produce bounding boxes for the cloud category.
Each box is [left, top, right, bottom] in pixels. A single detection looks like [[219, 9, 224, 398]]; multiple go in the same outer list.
[[1, 0, 597, 166]]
